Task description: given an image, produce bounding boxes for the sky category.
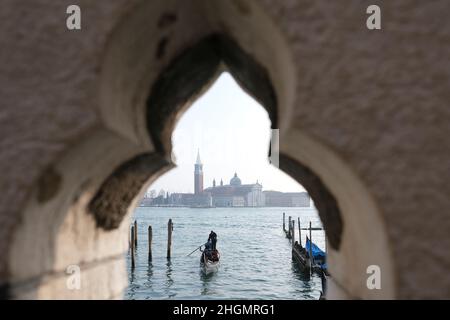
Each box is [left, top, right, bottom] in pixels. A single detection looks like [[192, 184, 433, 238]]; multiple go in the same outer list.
[[148, 72, 306, 194]]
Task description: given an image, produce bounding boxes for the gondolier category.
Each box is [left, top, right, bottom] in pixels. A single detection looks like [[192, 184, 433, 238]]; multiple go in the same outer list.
[[200, 239, 220, 274], [188, 232, 220, 274], [208, 230, 217, 250], [204, 239, 212, 251]]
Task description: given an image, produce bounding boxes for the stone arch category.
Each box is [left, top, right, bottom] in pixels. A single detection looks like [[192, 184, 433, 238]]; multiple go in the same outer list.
[[6, 0, 396, 299]]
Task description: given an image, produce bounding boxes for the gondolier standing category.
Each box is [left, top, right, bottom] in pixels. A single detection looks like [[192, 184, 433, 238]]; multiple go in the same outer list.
[[200, 232, 220, 274], [208, 230, 217, 250]]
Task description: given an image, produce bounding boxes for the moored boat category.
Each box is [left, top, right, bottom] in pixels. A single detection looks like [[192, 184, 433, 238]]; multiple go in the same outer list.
[[292, 241, 311, 274], [305, 236, 328, 275]]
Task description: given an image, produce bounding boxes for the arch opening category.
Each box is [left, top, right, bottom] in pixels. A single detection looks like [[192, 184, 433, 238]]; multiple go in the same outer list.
[[126, 72, 329, 300]]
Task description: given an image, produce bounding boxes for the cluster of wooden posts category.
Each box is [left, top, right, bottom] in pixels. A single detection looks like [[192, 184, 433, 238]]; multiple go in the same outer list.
[[283, 213, 316, 272], [282, 212, 328, 298], [129, 219, 174, 270], [283, 213, 324, 249]]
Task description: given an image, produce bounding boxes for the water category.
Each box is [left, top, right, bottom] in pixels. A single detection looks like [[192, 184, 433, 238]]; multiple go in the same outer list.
[[125, 207, 325, 300]]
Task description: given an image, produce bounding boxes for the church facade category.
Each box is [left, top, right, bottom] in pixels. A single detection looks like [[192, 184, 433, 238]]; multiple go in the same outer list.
[[168, 150, 264, 207], [204, 173, 264, 207], [164, 150, 309, 208]]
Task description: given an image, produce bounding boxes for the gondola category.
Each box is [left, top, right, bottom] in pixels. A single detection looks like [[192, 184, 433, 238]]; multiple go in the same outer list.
[[200, 249, 220, 274], [305, 236, 328, 274]]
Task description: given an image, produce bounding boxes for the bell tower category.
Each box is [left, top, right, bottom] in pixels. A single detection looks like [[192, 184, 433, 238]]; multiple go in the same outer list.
[[194, 149, 203, 194]]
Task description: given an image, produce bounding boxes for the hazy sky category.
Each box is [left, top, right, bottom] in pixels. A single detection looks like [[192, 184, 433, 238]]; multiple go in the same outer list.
[[149, 72, 306, 194]]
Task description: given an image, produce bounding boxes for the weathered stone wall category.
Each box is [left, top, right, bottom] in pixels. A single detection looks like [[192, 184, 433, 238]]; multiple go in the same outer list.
[[262, 0, 450, 298], [0, 0, 449, 299]]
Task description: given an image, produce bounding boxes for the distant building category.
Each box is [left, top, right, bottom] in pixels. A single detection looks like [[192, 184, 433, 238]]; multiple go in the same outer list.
[[168, 150, 264, 207], [168, 150, 212, 207], [169, 192, 212, 207], [139, 149, 310, 208], [194, 150, 203, 195], [263, 191, 310, 207], [139, 197, 153, 206], [204, 173, 264, 207]]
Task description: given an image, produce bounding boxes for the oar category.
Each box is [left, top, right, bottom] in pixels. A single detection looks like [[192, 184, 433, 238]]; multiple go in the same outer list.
[[187, 244, 203, 257]]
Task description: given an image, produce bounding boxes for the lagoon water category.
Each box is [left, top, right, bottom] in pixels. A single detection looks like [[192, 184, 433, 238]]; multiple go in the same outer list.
[[126, 207, 324, 300]]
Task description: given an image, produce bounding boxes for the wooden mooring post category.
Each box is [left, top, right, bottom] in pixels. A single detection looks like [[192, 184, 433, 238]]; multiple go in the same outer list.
[[291, 220, 295, 249], [309, 221, 313, 273], [283, 212, 286, 232], [148, 225, 152, 262], [129, 224, 132, 249], [130, 225, 135, 269], [167, 219, 173, 259], [134, 220, 138, 247], [298, 217, 302, 247], [288, 216, 292, 239]]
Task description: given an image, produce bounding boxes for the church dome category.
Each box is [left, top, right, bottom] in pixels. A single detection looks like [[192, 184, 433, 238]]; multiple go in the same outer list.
[[230, 172, 242, 186]]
